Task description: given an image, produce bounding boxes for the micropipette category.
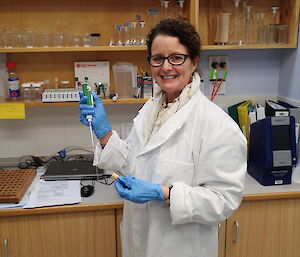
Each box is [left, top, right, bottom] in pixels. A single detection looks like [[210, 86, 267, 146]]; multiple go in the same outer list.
[[82, 83, 100, 179], [82, 83, 95, 146]]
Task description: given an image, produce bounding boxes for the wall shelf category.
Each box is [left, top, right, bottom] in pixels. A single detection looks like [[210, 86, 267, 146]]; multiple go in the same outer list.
[[0, 46, 147, 53], [202, 43, 297, 50], [1, 98, 148, 106], [1, 44, 295, 53]]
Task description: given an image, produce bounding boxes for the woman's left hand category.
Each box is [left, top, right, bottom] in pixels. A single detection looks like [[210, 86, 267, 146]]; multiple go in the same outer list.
[[114, 175, 164, 204]]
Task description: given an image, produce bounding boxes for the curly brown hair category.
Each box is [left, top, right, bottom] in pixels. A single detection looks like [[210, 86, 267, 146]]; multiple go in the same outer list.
[[147, 18, 201, 60]]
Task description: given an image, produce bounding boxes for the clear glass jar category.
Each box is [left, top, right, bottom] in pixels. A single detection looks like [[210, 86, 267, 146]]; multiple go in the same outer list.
[[32, 82, 43, 101], [21, 83, 33, 101], [277, 25, 288, 44]]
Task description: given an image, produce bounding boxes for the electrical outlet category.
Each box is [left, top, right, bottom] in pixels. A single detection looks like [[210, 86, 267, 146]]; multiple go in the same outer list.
[[208, 56, 229, 69], [208, 56, 228, 99], [209, 80, 226, 96]]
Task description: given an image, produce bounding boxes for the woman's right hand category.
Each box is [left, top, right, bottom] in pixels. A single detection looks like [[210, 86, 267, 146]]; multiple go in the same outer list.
[[79, 91, 112, 139]]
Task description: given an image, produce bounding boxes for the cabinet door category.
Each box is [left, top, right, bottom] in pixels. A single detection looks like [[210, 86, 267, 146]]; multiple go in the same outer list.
[[226, 198, 300, 257], [0, 209, 116, 257], [115, 208, 226, 257]]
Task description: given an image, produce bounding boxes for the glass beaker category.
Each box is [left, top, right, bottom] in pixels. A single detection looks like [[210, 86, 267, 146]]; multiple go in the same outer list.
[[73, 35, 81, 47], [55, 33, 64, 47], [214, 13, 231, 45], [277, 25, 288, 44], [0, 28, 5, 48], [3, 30, 13, 48], [24, 30, 35, 48], [90, 33, 100, 46], [83, 34, 91, 47], [40, 32, 50, 47]]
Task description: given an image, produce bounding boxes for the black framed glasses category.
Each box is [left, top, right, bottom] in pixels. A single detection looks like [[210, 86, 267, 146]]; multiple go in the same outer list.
[[147, 54, 190, 67]]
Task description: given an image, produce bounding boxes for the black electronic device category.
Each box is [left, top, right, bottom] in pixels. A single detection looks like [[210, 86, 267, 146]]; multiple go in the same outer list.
[[81, 185, 94, 197], [248, 116, 297, 186], [43, 160, 103, 181]]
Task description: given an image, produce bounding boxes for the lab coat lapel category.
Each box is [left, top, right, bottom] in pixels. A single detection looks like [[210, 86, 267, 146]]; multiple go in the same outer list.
[[133, 97, 159, 148], [138, 94, 197, 155], [133, 108, 146, 147]]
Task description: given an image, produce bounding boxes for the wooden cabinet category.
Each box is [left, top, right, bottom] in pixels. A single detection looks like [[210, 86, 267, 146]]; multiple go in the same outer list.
[[0, 0, 194, 104], [0, 208, 117, 257], [197, 0, 300, 49], [1, 0, 299, 107], [225, 198, 300, 257], [1, 196, 300, 257]]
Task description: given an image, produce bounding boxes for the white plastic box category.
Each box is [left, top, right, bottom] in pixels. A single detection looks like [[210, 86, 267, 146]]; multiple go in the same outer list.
[[42, 89, 80, 102]]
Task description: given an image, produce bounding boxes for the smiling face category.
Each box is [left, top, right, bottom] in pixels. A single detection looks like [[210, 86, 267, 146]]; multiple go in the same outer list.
[[150, 35, 199, 102]]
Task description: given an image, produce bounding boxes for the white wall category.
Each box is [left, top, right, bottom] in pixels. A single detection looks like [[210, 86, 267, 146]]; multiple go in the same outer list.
[[0, 104, 142, 158], [278, 46, 300, 102], [199, 49, 281, 96]]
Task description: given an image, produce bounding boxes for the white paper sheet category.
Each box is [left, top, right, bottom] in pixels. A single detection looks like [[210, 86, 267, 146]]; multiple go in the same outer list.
[[24, 180, 81, 208]]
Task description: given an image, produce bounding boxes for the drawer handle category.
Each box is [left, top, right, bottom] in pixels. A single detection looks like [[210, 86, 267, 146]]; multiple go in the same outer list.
[[3, 237, 9, 257], [233, 221, 239, 243]]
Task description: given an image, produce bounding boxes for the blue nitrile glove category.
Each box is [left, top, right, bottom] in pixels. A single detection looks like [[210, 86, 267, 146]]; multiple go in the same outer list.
[[79, 91, 112, 139], [114, 175, 164, 204]]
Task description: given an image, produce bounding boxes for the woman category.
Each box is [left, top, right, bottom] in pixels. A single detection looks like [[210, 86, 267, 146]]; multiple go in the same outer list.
[[79, 18, 247, 257]]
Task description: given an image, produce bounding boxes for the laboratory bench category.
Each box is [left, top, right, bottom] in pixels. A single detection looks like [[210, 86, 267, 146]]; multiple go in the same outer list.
[[1, 174, 300, 257]]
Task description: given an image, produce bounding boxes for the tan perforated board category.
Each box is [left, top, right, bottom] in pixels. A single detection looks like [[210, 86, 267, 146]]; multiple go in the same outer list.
[[0, 169, 36, 203]]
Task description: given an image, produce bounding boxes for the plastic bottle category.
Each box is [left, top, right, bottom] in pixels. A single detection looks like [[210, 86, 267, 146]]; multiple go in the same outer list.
[[6, 62, 21, 98]]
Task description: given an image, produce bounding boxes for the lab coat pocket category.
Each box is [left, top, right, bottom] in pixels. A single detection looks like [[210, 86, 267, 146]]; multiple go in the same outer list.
[[154, 158, 195, 186]]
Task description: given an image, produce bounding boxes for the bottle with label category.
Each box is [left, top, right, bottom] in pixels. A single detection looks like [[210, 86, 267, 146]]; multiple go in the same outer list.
[[6, 62, 20, 98]]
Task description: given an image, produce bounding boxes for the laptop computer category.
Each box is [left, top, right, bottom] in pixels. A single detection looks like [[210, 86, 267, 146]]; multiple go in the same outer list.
[[43, 160, 103, 180]]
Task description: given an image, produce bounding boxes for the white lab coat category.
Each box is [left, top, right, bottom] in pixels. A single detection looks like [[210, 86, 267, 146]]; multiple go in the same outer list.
[[94, 73, 247, 257]]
